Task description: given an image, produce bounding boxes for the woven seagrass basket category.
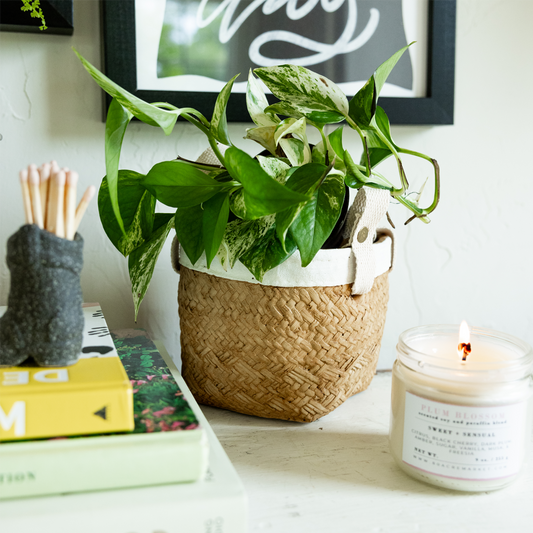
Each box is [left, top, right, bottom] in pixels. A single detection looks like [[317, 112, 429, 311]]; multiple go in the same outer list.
[[174, 253, 390, 423]]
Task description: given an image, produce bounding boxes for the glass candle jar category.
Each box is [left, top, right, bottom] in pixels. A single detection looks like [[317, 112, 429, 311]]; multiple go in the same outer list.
[[390, 324, 533, 492]]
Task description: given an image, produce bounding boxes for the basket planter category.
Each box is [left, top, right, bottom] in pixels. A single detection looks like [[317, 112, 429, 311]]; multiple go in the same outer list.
[[172, 205, 393, 423]]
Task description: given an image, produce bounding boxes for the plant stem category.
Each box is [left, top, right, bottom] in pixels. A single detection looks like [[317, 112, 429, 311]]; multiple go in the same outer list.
[[397, 148, 441, 215]]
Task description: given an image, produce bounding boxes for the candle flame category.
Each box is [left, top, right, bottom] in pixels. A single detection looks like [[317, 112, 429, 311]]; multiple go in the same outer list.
[[458, 320, 471, 362]]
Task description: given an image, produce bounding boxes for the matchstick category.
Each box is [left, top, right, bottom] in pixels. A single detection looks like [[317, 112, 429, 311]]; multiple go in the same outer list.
[[28, 165, 44, 229], [19, 168, 33, 225], [46, 169, 66, 237], [38, 163, 51, 217], [54, 170, 66, 238], [73, 185, 96, 235], [45, 164, 59, 232], [64, 171, 78, 240]]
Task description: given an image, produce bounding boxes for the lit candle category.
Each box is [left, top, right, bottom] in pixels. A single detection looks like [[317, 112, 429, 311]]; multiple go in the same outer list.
[[389, 323, 533, 491]]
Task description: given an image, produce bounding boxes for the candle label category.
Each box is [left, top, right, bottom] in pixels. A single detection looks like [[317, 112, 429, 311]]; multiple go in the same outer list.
[[402, 392, 528, 480]]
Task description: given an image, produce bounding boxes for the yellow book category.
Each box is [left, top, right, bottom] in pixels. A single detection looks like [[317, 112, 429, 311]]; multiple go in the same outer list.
[[0, 304, 134, 441]]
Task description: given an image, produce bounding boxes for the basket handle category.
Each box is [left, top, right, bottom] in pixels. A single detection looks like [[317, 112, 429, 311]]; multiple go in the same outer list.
[[343, 187, 391, 295]]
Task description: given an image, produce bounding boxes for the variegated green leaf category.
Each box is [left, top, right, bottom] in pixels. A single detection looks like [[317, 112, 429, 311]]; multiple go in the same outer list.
[[98, 170, 155, 257], [255, 65, 349, 118], [279, 137, 310, 167], [266, 101, 344, 125], [275, 117, 311, 165], [129, 214, 174, 319], [244, 125, 278, 156], [211, 73, 239, 146], [218, 215, 275, 269], [275, 117, 308, 147], [256, 155, 290, 184], [229, 188, 248, 219], [246, 70, 279, 127], [239, 227, 297, 282]]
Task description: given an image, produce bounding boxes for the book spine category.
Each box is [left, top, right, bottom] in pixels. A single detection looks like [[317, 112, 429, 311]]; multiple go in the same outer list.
[[0, 386, 133, 440], [0, 431, 208, 500]]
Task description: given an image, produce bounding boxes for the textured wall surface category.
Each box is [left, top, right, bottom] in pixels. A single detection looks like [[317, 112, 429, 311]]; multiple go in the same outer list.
[[1, 0, 532, 370]]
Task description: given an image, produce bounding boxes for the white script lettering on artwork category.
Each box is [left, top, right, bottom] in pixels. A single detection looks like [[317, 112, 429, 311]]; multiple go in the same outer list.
[[196, 0, 380, 67], [0, 401, 26, 436]]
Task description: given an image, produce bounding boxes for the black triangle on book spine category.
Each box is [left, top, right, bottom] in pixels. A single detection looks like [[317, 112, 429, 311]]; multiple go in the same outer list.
[[94, 407, 107, 420]]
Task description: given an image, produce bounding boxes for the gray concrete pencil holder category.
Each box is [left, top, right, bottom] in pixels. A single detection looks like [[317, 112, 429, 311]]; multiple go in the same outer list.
[[0, 225, 84, 367]]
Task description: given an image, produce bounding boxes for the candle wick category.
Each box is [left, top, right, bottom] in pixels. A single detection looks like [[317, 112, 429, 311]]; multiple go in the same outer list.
[[458, 342, 471, 362]]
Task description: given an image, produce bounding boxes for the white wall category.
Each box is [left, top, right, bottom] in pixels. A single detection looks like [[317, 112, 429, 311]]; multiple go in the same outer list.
[[1, 0, 532, 370]]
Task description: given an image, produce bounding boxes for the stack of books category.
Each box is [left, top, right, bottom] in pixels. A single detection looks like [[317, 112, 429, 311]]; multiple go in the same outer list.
[[0, 304, 247, 532]]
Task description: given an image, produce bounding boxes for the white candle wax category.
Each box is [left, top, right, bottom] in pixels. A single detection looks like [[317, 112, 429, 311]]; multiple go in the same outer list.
[[389, 324, 533, 492]]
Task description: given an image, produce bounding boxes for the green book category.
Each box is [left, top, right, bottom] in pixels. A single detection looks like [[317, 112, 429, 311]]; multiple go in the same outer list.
[[0, 331, 208, 500]]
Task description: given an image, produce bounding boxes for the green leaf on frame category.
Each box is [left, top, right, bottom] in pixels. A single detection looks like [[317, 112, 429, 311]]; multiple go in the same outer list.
[[374, 43, 413, 98], [224, 146, 310, 219], [104, 98, 134, 234], [239, 227, 297, 282], [348, 43, 413, 127], [98, 170, 155, 257], [218, 215, 275, 269], [246, 70, 280, 127], [255, 64, 349, 119], [74, 49, 178, 134], [128, 214, 174, 320], [211, 73, 239, 146], [202, 191, 230, 268], [289, 172, 345, 267], [142, 160, 230, 208], [174, 204, 204, 265]]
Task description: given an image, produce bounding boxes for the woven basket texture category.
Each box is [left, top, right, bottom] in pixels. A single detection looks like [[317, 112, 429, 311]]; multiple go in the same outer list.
[[178, 266, 389, 422]]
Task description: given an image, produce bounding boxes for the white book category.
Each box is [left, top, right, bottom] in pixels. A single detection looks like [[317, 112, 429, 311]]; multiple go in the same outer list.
[[0, 341, 247, 533]]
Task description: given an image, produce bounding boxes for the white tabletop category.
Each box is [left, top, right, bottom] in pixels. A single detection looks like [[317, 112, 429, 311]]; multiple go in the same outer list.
[[202, 372, 533, 533]]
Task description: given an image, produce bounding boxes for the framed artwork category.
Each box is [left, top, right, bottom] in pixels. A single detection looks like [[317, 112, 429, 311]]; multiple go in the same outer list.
[[102, 0, 456, 124], [0, 0, 73, 35]]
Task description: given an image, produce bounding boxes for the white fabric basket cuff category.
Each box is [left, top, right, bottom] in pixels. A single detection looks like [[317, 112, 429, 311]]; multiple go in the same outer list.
[[176, 230, 392, 288]]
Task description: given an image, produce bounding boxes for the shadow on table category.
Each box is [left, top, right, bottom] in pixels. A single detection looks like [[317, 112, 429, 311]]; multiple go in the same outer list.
[[202, 405, 500, 497]]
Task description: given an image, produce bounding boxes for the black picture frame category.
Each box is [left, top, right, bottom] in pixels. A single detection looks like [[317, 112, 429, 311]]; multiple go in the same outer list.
[[102, 0, 456, 125], [0, 0, 73, 35]]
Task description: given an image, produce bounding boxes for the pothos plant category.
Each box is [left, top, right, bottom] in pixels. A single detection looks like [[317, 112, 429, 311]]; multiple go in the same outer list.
[[74, 44, 439, 318], [20, 0, 47, 30]]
